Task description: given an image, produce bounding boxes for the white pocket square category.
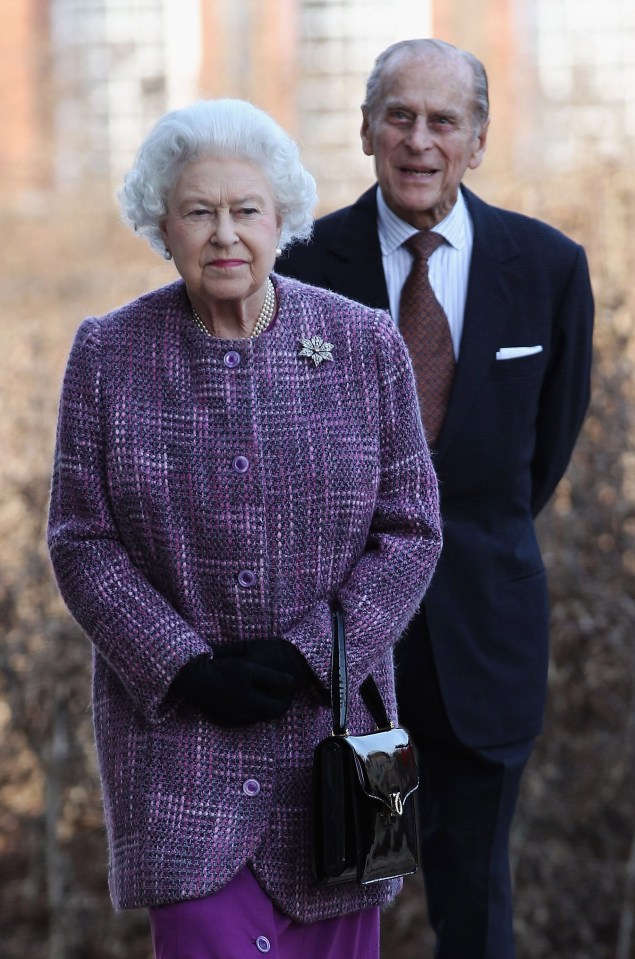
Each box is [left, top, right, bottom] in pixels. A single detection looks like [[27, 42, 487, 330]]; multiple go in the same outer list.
[[496, 345, 543, 360]]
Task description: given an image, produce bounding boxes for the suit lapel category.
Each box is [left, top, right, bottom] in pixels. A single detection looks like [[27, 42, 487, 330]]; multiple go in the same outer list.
[[435, 189, 522, 460], [325, 187, 390, 309], [319, 185, 522, 465]]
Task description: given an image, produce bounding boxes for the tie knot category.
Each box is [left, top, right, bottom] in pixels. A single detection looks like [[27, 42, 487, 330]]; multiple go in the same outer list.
[[405, 231, 445, 262]]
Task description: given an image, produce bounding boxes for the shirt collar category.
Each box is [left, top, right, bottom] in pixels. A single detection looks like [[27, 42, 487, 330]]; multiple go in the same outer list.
[[376, 186, 470, 255]]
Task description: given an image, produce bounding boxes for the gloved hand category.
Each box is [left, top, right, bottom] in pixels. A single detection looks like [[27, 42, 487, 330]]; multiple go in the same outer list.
[[170, 653, 295, 726], [216, 639, 315, 687]]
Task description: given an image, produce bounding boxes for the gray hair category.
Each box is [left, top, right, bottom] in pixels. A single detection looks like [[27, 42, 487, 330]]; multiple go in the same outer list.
[[364, 39, 490, 132], [119, 98, 318, 254]]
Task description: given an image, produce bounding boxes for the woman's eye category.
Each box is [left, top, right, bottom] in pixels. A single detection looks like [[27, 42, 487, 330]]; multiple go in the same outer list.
[[239, 207, 259, 216]]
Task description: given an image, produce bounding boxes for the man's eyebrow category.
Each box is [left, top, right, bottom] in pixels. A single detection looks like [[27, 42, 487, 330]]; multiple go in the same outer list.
[[384, 99, 414, 111], [383, 99, 460, 119]]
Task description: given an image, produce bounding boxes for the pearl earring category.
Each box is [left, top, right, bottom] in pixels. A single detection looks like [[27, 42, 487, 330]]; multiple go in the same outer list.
[[276, 247, 282, 256], [164, 249, 173, 260]]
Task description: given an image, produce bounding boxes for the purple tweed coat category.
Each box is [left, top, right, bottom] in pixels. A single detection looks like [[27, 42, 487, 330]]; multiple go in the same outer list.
[[48, 274, 442, 922]]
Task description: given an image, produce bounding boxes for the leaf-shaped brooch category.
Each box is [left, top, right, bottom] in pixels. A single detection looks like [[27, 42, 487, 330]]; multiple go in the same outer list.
[[298, 335, 335, 367]]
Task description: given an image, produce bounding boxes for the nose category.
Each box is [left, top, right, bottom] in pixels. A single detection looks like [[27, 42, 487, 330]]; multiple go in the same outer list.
[[404, 116, 432, 152], [211, 210, 238, 248]]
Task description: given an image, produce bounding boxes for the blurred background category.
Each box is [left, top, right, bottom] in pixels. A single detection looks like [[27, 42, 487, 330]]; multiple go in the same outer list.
[[1, 1, 634, 957]]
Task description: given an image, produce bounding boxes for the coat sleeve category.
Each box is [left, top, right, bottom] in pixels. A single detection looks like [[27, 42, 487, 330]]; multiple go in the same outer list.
[[531, 243, 594, 515], [281, 311, 443, 689], [48, 319, 209, 723]]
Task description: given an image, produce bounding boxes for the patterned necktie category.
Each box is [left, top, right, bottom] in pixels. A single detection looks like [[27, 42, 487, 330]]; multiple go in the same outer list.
[[399, 231, 455, 450]]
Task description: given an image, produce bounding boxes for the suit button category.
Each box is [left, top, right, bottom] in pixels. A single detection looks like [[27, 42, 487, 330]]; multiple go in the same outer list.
[[255, 935, 271, 952], [224, 350, 241, 368], [232, 455, 250, 473], [238, 570, 256, 588], [243, 779, 261, 797]]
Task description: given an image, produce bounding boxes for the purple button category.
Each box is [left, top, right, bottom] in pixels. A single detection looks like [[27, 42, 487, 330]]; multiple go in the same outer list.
[[243, 778, 261, 797], [223, 350, 241, 368], [238, 569, 256, 588], [255, 935, 271, 953], [232, 455, 250, 474]]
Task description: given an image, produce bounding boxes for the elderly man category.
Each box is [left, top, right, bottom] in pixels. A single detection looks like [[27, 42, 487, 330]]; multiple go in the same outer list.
[[277, 38, 594, 959]]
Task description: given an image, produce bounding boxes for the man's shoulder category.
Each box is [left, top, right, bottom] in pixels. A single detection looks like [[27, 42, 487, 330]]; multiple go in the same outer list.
[[316, 184, 377, 226], [311, 194, 371, 239], [314, 201, 356, 231], [464, 186, 583, 255], [284, 203, 351, 256], [276, 187, 379, 287], [280, 187, 377, 253]]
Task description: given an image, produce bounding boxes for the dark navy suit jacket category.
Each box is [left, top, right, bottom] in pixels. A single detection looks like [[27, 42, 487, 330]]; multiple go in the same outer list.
[[277, 184, 594, 748]]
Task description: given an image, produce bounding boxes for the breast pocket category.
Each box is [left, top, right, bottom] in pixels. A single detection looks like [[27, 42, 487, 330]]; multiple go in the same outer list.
[[492, 351, 546, 380]]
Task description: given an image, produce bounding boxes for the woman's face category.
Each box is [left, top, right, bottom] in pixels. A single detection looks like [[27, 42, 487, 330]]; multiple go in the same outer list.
[[160, 155, 282, 309]]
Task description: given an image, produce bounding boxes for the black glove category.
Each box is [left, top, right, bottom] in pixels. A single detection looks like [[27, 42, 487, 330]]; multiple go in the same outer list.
[[170, 653, 295, 726], [215, 639, 313, 686], [216, 639, 329, 705]]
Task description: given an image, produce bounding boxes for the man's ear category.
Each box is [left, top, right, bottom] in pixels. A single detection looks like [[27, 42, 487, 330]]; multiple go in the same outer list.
[[468, 117, 490, 171], [360, 106, 374, 157]]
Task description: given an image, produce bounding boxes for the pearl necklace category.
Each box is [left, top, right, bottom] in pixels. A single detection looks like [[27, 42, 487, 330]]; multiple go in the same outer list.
[[190, 278, 276, 339]]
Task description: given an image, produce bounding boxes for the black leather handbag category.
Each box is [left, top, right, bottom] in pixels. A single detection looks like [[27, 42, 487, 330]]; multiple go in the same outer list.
[[312, 602, 419, 885]]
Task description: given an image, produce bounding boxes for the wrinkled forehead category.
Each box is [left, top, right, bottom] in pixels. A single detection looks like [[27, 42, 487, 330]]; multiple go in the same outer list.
[[378, 48, 476, 111]]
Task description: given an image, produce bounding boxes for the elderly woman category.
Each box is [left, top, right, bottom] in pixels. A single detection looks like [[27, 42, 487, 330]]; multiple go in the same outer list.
[[48, 99, 442, 959]]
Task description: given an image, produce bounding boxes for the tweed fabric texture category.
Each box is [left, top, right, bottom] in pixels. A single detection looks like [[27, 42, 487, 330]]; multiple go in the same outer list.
[[48, 274, 442, 921], [399, 232, 455, 449]]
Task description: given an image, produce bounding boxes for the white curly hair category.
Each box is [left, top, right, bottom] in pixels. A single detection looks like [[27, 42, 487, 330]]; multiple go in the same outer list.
[[119, 98, 317, 255]]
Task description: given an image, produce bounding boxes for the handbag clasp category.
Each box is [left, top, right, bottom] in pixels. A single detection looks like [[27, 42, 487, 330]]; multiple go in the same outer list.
[[389, 791, 404, 817]]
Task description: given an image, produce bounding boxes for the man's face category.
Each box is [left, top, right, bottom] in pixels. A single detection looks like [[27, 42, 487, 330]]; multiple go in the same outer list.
[[361, 50, 488, 229]]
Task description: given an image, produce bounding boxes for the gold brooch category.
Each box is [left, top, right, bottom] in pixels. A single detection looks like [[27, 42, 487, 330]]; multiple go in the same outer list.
[[298, 335, 334, 367]]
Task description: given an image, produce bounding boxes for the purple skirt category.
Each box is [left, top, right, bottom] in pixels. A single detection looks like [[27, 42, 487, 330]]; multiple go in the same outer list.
[[149, 866, 380, 959]]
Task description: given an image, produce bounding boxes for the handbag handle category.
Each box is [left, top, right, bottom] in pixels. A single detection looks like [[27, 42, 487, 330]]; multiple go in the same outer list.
[[331, 601, 348, 735], [329, 602, 393, 735]]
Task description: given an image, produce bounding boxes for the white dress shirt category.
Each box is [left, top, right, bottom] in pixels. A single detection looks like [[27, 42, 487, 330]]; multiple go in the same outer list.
[[376, 187, 474, 359]]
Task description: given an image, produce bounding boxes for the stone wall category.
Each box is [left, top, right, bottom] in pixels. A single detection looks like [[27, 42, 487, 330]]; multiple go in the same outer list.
[[294, 0, 431, 212]]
